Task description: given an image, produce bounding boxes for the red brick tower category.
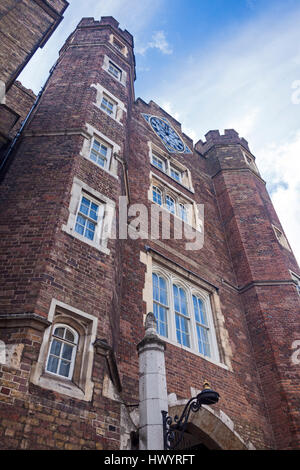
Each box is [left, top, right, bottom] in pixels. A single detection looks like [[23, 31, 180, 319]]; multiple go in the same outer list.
[[0, 17, 136, 450], [196, 130, 300, 448]]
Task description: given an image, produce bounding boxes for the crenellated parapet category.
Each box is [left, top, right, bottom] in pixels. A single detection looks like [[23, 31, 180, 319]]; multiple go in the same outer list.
[[76, 16, 134, 47], [195, 129, 250, 155]]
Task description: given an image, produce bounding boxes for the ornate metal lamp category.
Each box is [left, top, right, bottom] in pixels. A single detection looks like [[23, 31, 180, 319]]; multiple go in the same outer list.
[[162, 381, 220, 450]]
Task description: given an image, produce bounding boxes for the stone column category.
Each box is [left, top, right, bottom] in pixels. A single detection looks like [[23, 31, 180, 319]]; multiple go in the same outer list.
[[137, 312, 168, 450]]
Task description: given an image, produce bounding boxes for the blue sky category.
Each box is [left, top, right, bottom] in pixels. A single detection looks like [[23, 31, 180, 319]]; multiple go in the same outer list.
[[19, 0, 300, 263]]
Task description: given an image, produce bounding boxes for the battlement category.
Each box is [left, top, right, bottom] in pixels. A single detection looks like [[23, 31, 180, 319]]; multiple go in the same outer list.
[[77, 16, 134, 46], [195, 129, 250, 155]]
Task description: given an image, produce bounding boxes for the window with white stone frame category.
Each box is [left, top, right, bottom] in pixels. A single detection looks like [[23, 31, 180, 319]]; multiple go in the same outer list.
[[89, 137, 112, 170], [90, 83, 126, 125], [31, 299, 98, 401], [100, 94, 117, 118], [62, 177, 115, 255], [152, 266, 220, 362], [46, 324, 78, 380], [149, 143, 194, 191], [243, 151, 259, 173], [102, 55, 127, 87], [272, 224, 291, 251], [151, 153, 166, 172]]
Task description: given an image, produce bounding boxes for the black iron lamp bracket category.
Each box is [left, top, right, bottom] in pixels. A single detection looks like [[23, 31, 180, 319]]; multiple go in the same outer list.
[[162, 381, 220, 450]]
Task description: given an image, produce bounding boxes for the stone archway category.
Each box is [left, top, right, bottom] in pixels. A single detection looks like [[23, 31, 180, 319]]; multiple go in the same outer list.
[[169, 404, 253, 450]]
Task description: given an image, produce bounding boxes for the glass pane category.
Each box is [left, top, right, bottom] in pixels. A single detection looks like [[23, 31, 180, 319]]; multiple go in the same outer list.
[[180, 315, 188, 333], [93, 140, 100, 152], [153, 285, 159, 302], [59, 360, 71, 378], [200, 302, 208, 326], [173, 285, 180, 312], [47, 355, 59, 373], [89, 203, 98, 221], [50, 339, 62, 356], [203, 340, 211, 358], [159, 277, 167, 305], [197, 325, 204, 355], [158, 305, 166, 322], [180, 288, 188, 316], [100, 145, 108, 157], [182, 333, 190, 348], [87, 220, 96, 231], [90, 149, 98, 162], [171, 169, 180, 181], [86, 229, 95, 241], [193, 296, 200, 323], [76, 214, 86, 227], [75, 222, 84, 236], [54, 327, 64, 338], [62, 343, 73, 361], [159, 323, 167, 337], [97, 156, 106, 167], [153, 302, 159, 322], [80, 197, 90, 215], [65, 329, 75, 342]]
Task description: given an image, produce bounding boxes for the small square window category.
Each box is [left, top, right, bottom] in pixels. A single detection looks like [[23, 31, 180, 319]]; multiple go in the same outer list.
[[152, 154, 166, 171], [170, 166, 182, 183], [113, 38, 124, 52], [100, 95, 116, 117], [89, 138, 112, 169], [75, 196, 100, 241], [244, 152, 258, 172], [108, 61, 122, 80], [272, 225, 291, 251]]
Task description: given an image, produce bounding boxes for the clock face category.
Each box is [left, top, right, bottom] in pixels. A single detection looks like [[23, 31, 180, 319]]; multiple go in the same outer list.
[[150, 116, 185, 152], [142, 114, 192, 154]]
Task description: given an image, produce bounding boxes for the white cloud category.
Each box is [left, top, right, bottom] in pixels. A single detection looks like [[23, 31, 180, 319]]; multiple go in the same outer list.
[[136, 30, 173, 56], [258, 130, 300, 263], [229, 107, 261, 140]]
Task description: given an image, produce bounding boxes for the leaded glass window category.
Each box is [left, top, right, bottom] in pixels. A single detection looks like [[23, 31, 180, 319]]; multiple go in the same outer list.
[[173, 284, 190, 347], [75, 196, 99, 241], [46, 325, 78, 379], [193, 295, 211, 357], [153, 273, 168, 337]]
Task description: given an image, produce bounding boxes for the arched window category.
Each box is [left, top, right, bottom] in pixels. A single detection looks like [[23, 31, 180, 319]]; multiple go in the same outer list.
[[152, 186, 162, 206], [173, 284, 190, 347], [46, 325, 78, 380], [192, 295, 211, 357], [152, 273, 168, 337], [178, 203, 188, 222], [165, 195, 175, 214]]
